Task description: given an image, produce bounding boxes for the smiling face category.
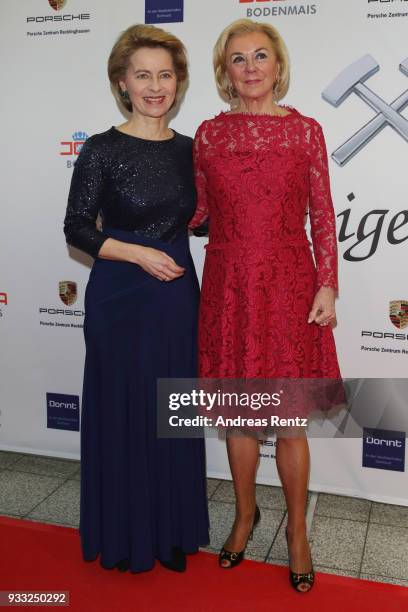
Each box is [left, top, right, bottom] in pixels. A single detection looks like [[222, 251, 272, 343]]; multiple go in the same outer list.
[[119, 46, 177, 118], [225, 31, 280, 104]]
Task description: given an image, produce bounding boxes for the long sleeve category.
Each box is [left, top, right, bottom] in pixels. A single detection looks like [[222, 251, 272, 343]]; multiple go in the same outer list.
[[64, 137, 109, 258], [308, 121, 339, 292], [188, 123, 209, 230]]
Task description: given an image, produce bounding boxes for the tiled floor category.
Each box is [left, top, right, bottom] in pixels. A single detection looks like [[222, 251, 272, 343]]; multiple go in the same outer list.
[[0, 450, 407, 587]]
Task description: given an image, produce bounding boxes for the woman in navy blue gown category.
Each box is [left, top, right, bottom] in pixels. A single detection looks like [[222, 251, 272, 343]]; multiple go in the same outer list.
[[63, 24, 209, 573]]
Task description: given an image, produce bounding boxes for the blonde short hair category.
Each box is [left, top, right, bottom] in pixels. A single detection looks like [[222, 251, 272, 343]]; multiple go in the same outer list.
[[213, 19, 290, 102], [108, 24, 188, 112]]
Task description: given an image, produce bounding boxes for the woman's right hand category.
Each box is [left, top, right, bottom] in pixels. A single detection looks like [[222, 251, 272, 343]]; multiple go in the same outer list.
[[132, 245, 185, 281]]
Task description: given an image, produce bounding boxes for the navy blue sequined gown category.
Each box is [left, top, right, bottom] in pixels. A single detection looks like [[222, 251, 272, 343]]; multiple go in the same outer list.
[[64, 127, 209, 572]]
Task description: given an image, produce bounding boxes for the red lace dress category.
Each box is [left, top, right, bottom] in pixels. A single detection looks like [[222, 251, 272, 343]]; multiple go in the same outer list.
[[189, 108, 342, 386]]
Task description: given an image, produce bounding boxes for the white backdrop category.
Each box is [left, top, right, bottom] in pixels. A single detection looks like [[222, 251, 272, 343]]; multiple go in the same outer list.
[[0, 0, 407, 504]]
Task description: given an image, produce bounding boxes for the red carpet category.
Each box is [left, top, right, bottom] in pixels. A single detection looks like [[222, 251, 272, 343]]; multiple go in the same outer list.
[[0, 515, 407, 612]]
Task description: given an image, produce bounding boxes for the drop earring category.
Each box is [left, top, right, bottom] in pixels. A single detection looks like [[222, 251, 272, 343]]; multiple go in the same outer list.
[[227, 81, 236, 101], [273, 70, 281, 98]]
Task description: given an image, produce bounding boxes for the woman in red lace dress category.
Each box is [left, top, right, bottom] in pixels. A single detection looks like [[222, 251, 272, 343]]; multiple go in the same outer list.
[[189, 19, 341, 592]]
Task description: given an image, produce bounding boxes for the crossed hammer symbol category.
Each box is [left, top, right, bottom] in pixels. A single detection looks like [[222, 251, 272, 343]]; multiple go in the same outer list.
[[322, 55, 408, 166]]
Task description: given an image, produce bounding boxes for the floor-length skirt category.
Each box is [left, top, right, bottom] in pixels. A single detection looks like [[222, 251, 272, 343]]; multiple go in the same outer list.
[[79, 228, 210, 572]]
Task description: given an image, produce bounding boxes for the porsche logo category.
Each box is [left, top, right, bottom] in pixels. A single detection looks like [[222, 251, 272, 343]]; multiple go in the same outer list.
[[48, 0, 67, 11], [59, 281, 77, 306], [389, 300, 408, 330]]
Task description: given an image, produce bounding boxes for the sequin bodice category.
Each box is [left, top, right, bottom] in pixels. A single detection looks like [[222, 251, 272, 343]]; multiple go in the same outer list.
[[64, 127, 196, 258]]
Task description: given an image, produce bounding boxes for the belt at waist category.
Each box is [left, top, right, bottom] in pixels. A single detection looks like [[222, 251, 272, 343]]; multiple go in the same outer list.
[[205, 237, 310, 251]]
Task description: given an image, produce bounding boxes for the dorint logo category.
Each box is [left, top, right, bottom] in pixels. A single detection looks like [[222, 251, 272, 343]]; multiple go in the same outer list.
[[389, 300, 408, 330], [59, 281, 77, 306], [48, 0, 67, 10], [145, 1, 184, 24], [239, 0, 318, 17], [47, 392, 79, 431], [322, 54, 408, 166], [363, 427, 405, 472]]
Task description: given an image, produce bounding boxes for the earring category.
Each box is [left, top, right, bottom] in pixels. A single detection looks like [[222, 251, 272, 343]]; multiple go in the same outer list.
[[227, 83, 236, 100], [120, 90, 130, 100]]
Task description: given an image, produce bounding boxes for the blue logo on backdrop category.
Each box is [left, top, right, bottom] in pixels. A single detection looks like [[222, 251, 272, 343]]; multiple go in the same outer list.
[[145, 0, 184, 24], [47, 393, 79, 431], [363, 427, 405, 472]]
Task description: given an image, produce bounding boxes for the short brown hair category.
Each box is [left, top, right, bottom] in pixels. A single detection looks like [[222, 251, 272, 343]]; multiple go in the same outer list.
[[213, 19, 290, 102], [108, 24, 188, 112]]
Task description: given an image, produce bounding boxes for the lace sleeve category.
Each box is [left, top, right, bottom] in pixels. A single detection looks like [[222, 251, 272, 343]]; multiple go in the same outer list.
[[188, 123, 209, 229], [308, 121, 339, 292], [63, 137, 109, 258]]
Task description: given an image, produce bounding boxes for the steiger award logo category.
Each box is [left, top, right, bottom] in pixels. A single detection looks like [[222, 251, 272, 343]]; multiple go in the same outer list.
[[59, 281, 77, 306], [322, 54, 408, 166], [48, 0, 68, 10], [389, 301, 408, 330]]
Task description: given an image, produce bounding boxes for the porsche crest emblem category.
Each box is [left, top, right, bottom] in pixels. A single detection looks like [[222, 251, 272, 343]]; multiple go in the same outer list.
[[48, 0, 67, 11], [59, 281, 77, 306], [389, 300, 408, 330]]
